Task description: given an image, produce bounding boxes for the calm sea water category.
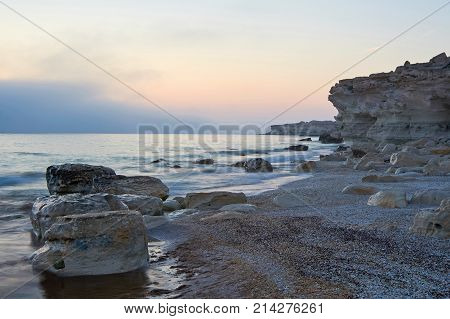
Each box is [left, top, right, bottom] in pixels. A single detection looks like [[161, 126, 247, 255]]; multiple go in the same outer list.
[[0, 134, 337, 298]]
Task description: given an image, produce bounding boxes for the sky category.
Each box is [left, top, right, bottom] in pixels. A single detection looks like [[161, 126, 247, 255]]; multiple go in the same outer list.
[[0, 0, 449, 133]]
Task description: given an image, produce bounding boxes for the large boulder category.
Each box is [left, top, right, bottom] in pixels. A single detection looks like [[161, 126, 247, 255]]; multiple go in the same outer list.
[[93, 175, 169, 200], [117, 194, 163, 216], [46, 164, 116, 195], [410, 190, 450, 206], [390, 151, 428, 167], [423, 158, 450, 176], [367, 191, 407, 208], [31, 211, 149, 276], [410, 199, 450, 239], [244, 158, 273, 172], [184, 191, 247, 210], [31, 193, 127, 238], [319, 133, 343, 144]]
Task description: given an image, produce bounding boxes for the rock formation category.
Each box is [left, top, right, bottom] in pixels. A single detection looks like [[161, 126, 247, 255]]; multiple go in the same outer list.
[[266, 120, 338, 136], [329, 53, 450, 143], [184, 191, 247, 210]]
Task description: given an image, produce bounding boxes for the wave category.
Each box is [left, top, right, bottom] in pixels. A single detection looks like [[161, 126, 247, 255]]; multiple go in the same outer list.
[[0, 172, 45, 187], [13, 152, 50, 156]]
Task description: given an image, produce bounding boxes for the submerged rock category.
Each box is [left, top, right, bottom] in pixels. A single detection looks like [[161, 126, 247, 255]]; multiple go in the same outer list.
[[93, 175, 169, 200], [46, 164, 116, 195], [285, 144, 309, 151], [31, 193, 128, 238], [410, 199, 450, 239], [31, 211, 149, 277], [244, 158, 273, 172], [367, 191, 407, 208], [184, 191, 247, 210]]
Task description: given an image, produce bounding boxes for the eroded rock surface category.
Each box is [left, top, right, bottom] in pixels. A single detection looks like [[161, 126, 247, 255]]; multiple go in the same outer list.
[[411, 199, 450, 239], [329, 53, 450, 143]]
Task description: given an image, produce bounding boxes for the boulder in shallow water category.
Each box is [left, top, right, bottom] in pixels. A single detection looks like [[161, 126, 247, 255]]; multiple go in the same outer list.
[[93, 175, 169, 200], [342, 185, 378, 195], [367, 191, 407, 208], [31, 193, 128, 238], [46, 164, 116, 195], [195, 158, 214, 165], [410, 199, 450, 239], [285, 144, 309, 151], [244, 158, 273, 172], [296, 161, 317, 172], [31, 211, 149, 277], [117, 194, 163, 215], [184, 191, 247, 210]]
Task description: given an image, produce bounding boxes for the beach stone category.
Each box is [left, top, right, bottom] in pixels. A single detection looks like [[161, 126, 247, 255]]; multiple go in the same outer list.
[[285, 144, 309, 151], [244, 158, 273, 172], [93, 175, 169, 200], [362, 175, 414, 183], [219, 204, 257, 213], [342, 185, 378, 195], [31, 193, 128, 238], [31, 211, 149, 277], [390, 151, 428, 167], [410, 199, 450, 239], [423, 159, 450, 176], [367, 191, 407, 208], [117, 194, 163, 215], [184, 191, 247, 210], [410, 190, 450, 206], [394, 167, 423, 175], [273, 193, 305, 208], [46, 163, 116, 195], [296, 161, 317, 172], [195, 159, 214, 165], [162, 199, 182, 212], [354, 153, 383, 170]]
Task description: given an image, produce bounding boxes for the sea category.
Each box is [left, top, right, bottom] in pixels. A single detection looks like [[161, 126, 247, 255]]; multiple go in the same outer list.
[[0, 134, 337, 298]]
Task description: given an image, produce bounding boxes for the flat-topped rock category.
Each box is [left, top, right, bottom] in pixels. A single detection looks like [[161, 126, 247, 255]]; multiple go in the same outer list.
[[46, 164, 116, 195], [184, 191, 247, 210], [31, 211, 149, 276], [93, 175, 169, 200], [31, 193, 127, 238]]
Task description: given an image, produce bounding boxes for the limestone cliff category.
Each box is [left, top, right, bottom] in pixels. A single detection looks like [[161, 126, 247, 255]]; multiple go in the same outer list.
[[329, 53, 450, 143]]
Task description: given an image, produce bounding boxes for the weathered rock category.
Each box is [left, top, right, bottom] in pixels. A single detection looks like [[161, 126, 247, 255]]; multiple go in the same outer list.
[[410, 199, 450, 239], [410, 190, 450, 206], [351, 148, 367, 158], [381, 143, 397, 154], [336, 145, 350, 152], [320, 153, 347, 161], [172, 196, 186, 208], [362, 175, 414, 183], [329, 53, 450, 143], [31, 211, 149, 276], [184, 191, 247, 210], [423, 158, 450, 176], [266, 120, 337, 136], [385, 166, 397, 174], [394, 167, 423, 175], [162, 199, 182, 212], [31, 193, 128, 238], [46, 164, 116, 195], [354, 153, 384, 170], [367, 191, 407, 208], [285, 144, 309, 151], [342, 185, 378, 195], [390, 151, 428, 167], [299, 137, 312, 141], [244, 158, 273, 172], [219, 204, 257, 213], [195, 159, 214, 165], [93, 175, 169, 200], [231, 161, 246, 168], [431, 147, 450, 155], [296, 161, 317, 172], [319, 133, 343, 144], [117, 194, 163, 215]]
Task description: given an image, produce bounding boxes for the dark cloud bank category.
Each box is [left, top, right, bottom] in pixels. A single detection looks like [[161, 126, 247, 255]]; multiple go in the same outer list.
[[0, 81, 199, 133]]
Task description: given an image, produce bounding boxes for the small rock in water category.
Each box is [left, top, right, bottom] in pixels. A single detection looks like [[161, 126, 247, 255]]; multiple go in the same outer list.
[[299, 137, 312, 141], [244, 158, 273, 172], [285, 144, 309, 151], [31, 211, 149, 277], [367, 191, 407, 208], [296, 161, 317, 172], [195, 159, 214, 165]]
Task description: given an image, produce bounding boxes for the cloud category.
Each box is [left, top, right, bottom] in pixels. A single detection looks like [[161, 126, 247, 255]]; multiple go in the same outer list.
[[0, 80, 202, 133]]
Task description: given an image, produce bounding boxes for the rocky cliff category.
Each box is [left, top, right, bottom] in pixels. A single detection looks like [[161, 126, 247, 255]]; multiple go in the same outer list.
[[329, 53, 450, 143], [266, 120, 337, 136]]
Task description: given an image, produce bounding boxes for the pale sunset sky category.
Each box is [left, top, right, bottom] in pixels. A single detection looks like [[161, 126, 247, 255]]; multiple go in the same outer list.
[[0, 0, 449, 132]]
